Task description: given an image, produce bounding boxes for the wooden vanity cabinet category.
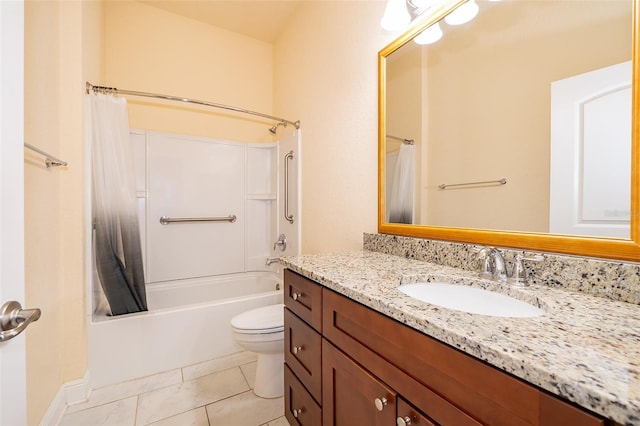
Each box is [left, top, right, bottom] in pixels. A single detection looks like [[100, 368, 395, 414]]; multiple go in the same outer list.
[[284, 269, 609, 425], [323, 289, 607, 426]]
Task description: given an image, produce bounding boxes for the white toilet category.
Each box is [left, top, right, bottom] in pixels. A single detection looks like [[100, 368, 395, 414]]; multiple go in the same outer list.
[[230, 303, 285, 398]]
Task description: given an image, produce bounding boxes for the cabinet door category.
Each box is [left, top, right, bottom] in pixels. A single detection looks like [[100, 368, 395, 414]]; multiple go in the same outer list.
[[322, 340, 396, 426]]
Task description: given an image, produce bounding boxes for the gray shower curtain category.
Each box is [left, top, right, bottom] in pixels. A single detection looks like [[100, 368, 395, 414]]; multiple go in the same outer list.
[[88, 92, 147, 315]]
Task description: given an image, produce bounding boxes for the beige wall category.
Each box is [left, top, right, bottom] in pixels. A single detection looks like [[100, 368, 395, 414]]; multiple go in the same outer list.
[[24, 0, 102, 423], [104, 1, 276, 142], [274, 1, 395, 253]]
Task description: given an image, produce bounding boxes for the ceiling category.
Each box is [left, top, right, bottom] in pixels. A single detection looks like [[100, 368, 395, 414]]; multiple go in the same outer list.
[[139, 1, 306, 44]]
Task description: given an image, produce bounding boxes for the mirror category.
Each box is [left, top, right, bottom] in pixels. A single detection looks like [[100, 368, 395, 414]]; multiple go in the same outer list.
[[378, 0, 640, 261]]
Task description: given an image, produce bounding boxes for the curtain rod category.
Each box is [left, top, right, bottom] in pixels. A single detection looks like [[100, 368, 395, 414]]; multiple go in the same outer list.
[[386, 134, 414, 145], [85, 82, 301, 131]]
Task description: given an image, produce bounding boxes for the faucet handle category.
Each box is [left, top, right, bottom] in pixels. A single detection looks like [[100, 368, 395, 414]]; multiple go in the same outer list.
[[508, 254, 544, 287], [471, 246, 496, 279], [273, 234, 287, 252]]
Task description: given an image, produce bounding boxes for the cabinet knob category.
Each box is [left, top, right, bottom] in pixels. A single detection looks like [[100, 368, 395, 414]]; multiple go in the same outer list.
[[293, 345, 303, 354], [292, 292, 303, 301], [397, 416, 412, 426], [374, 397, 388, 411], [292, 408, 304, 418]]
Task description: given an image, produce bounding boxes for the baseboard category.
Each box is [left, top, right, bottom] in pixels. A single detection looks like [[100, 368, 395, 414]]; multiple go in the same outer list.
[[39, 371, 91, 426]]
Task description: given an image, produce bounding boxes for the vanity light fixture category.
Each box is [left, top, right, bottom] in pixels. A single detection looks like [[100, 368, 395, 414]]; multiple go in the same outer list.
[[381, 0, 411, 31], [414, 22, 443, 44], [381, 0, 445, 32], [444, 0, 479, 25]]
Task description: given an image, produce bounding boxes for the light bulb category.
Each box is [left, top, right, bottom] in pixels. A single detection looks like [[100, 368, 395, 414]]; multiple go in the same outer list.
[[444, 0, 479, 26], [381, 0, 411, 32], [414, 22, 443, 45]]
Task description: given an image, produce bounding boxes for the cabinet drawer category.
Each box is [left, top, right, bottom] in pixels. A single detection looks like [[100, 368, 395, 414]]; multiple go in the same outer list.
[[323, 289, 605, 426], [285, 269, 323, 331], [285, 308, 322, 402], [285, 365, 322, 426], [397, 397, 437, 426]]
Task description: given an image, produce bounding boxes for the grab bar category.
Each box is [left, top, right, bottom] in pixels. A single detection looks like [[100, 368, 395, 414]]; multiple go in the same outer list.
[[438, 178, 507, 190], [159, 215, 237, 225], [284, 150, 295, 224]]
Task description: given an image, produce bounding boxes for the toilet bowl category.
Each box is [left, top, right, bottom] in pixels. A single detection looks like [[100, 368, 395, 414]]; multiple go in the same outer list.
[[231, 303, 284, 398]]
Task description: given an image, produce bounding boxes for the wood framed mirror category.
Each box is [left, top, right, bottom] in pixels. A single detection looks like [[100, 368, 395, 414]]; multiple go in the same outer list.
[[378, 0, 640, 261]]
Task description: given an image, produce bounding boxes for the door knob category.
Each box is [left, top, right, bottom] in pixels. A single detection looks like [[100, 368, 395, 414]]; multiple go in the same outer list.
[[0, 301, 41, 342]]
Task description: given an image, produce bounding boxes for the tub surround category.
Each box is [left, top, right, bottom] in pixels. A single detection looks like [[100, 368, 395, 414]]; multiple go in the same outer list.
[[280, 249, 640, 425]]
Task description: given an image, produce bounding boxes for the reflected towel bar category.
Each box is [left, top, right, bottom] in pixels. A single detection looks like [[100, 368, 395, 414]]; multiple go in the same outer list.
[[24, 143, 68, 168], [439, 178, 507, 190], [159, 215, 237, 225]]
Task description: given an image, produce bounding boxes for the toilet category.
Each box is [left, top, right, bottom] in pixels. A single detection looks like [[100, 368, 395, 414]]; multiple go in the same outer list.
[[230, 304, 285, 398]]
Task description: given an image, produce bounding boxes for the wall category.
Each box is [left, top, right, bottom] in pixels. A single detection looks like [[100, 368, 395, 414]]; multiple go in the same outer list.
[[274, 1, 396, 253], [24, 1, 102, 423], [104, 1, 275, 143]]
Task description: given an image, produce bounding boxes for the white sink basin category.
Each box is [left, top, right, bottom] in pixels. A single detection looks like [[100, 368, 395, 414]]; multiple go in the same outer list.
[[399, 282, 545, 318]]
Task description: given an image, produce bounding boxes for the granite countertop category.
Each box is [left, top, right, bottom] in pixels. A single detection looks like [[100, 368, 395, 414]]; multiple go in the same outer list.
[[280, 250, 640, 425]]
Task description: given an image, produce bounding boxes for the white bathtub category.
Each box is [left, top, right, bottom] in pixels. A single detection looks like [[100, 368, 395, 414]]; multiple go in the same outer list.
[[88, 272, 282, 388]]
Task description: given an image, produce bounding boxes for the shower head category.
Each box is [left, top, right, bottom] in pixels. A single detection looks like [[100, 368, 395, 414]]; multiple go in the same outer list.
[[269, 121, 287, 134]]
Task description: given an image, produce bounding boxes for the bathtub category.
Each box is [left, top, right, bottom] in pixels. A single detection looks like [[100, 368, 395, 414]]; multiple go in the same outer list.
[[87, 272, 282, 388]]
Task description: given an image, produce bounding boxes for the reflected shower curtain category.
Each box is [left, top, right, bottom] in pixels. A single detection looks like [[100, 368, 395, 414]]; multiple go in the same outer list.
[[388, 143, 415, 224], [88, 93, 147, 315]]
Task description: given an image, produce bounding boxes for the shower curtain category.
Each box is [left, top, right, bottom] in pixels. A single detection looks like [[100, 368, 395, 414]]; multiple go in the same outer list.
[[88, 93, 147, 315], [388, 143, 415, 224]]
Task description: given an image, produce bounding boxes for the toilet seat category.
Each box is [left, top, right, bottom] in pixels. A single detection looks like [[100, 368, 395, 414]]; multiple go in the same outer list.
[[231, 303, 284, 334]]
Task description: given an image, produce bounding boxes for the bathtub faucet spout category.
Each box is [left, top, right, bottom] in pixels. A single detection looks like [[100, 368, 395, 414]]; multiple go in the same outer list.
[[266, 257, 280, 266]]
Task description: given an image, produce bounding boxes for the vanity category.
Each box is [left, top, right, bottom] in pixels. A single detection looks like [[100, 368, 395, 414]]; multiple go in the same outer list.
[[282, 250, 640, 425]]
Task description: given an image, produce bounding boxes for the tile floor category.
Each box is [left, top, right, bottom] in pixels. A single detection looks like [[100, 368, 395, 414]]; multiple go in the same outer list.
[[59, 351, 289, 426]]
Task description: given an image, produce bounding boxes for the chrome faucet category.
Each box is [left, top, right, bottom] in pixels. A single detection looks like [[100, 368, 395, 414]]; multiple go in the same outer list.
[[474, 246, 508, 282], [473, 246, 545, 286]]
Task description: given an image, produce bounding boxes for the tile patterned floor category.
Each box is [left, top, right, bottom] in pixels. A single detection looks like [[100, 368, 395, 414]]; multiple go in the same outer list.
[[59, 351, 289, 426]]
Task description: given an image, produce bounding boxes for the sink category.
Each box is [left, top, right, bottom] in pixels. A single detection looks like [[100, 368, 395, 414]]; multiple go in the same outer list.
[[398, 282, 545, 318]]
